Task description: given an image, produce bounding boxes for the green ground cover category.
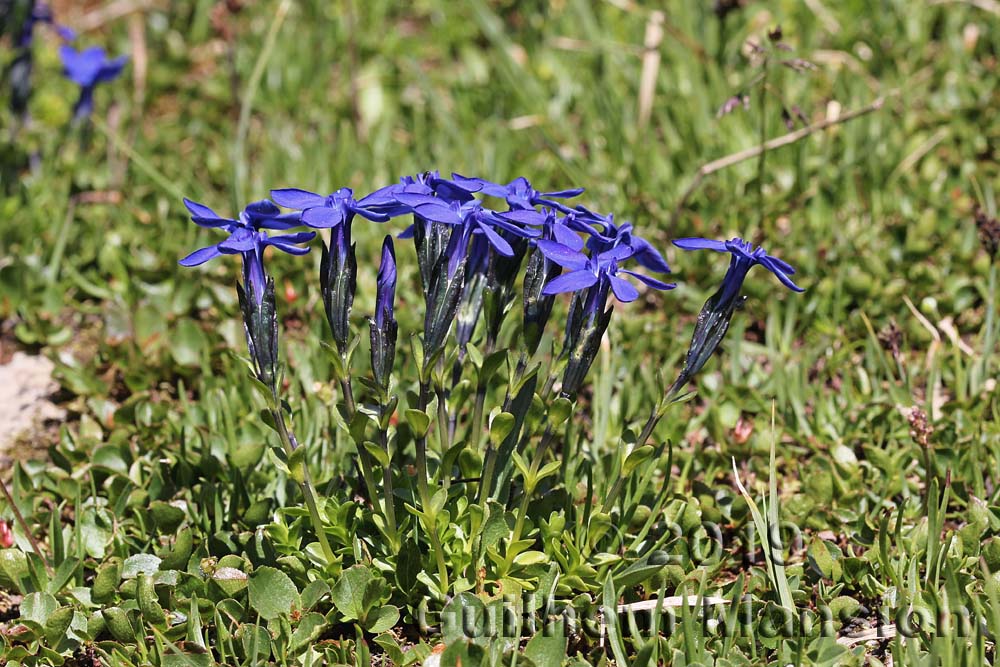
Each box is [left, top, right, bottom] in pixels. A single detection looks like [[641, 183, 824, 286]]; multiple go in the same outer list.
[[1, 1, 1000, 665]]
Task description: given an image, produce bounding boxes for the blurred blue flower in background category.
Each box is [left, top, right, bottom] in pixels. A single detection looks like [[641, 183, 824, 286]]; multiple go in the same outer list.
[[59, 44, 127, 120]]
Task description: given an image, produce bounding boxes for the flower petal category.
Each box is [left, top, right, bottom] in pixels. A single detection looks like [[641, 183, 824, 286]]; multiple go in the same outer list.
[[302, 206, 344, 228], [270, 188, 327, 210], [630, 237, 671, 273], [96, 55, 127, 83], [542, 269, 598, 295], [543, 187, 585, 198], [620, 270, 676, 291], [673, 237, 729, 252], [537, 240, 589, 270], [758, 256, 805, 292], [478, 223, 514, 256], [609, 275, 640, 302], [178, 244, 222, 266], [218, 228, 258, 253], [763, 253, 796, 275], [552, 223, 585, 251]]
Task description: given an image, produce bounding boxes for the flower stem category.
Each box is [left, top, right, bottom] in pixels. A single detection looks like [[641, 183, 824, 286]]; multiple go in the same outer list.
[[272, 409, 337, 566], [338, 373, 388, 538], [415, 377, 450, 594], [509, 427, 555, 548]]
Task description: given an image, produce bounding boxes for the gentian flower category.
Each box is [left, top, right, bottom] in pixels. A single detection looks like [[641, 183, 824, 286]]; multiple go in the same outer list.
[[538, 241, 675, 303], [270, 187, 390, 227], [179, 199, 316, 302], [358, 171, 474, 221], [59, 45, 127, 120], [672, 237, 803, 301], [442, 173, 584, 211], [370, 236, 398, 392], [392, 194, 540, 257], [536, 237, 675, 398], [178, 198, 314, 391], [178, 198, 313, 303], [574, 206, 671, 274], [669, 236, 803, 394]]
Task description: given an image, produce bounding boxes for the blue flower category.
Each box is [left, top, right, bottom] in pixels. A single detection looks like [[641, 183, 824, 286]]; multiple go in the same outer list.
[[375, 236, 397, 330], [392, 193, 540, 257], [574, 206, 671, 274], [538, 241, 675, 303], [667, 237, 803, 395], [358, 171, 475, 221], [59, 45, 127, 120], [672, 237, 803, 303], [370, 236, 398, 391], [270, 186, 390, 227], [441, 174, 584, 211], [178, 198, 314, 303]]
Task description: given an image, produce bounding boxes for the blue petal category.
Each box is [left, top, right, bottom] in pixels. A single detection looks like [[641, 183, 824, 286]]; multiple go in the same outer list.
[[552, 223, 585, 251], [218, 228, 258, 253], [244, 200, 281, 217], [630, 237, 671, 273], [270, 188, 326, 210], [60, 45, 104, 85], [542, 270, 598, 295], [758, 256, 805, 292], [500, 209, 547, 226], [258, 212, 303, 230], [620, 270, 676, 291], [96, 55, 127, 83], [537, 240, 589, 270], [184, 198, 219, 219], [266, 236, 313, 255], [763, 253, 796, 275], [609, 275, 639, 302], [398, 224, 415, 239], [673, 237, 729, 252], [302, 206, 344, 228], [353, 205, 391, 222], [543, 187, 585, 198], [178, 244, 222, 266], [478, 223, 514, 256]]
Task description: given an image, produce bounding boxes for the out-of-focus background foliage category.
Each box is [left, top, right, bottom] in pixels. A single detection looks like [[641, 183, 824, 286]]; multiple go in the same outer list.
[[2, 0, 1000, 665]]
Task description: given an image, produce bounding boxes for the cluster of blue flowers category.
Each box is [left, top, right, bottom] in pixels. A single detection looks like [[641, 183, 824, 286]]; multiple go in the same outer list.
[[180, 171, 802, 399]]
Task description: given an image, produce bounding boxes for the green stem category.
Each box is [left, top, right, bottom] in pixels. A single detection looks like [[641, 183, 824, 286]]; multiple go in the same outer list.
[[378, 420, 399, 546], [339, 373, 386, 534], [415, 378, 449, 593], [477, 352, 526, 504], [509, 428, 555, 547], [601, 396, 673, 514], [273, 410, 337, 566]]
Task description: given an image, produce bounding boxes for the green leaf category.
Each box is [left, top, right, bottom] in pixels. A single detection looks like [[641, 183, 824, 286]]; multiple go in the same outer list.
[[363, 440, 390, 468], [404, 409, 431, 439], [287, 446, 307, 484], [0, 549, 29, 592], [524, 630, 567, 666], [622, 445, 655, 476], [489, 412, 515, 447], [331, 564, 378, 622], [548, 397, 573, 427], [20, 591, 58, 628], [289, 611, 327, 653], [247, 566, 300, 620], [366, 604, 399, 633], [121, 554, 161, 579], [149, 501, 186, 533], [212, 567, 249, 597]]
